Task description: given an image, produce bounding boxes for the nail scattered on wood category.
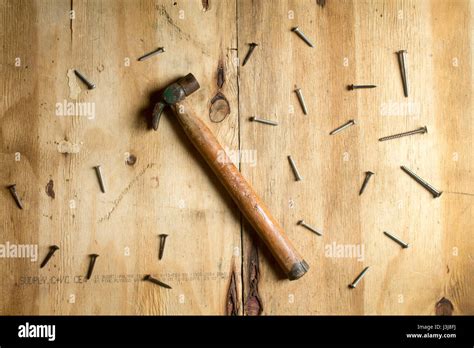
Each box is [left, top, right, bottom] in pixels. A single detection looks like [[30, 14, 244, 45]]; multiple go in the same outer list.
[[242, 43, 258, 66], [40, 245, 59, 268], [7, 184, 23, 209], [74, 69, 96, 89], [330, 120, 356, 135], [144, 274, 172, 289], [288, 155, 303, 181], [138, 47, 165, 61]]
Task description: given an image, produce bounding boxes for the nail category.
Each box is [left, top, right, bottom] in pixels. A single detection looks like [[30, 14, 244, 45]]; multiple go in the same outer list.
[[86, 254, 99, 280], [158, 234, 168, 260], [74, 69, 96, 89], [144, 274, 172, 289], [383, 231, 409, 248], [242, 43, 258, 66], [295, 87, 308, 115], [94, 165, 106, 193], [349, 266, 370, 289], [397, 50, 408, 97], [379, 126, 427, 142], [359, 171, 375, 195], [400, 166, 442, 198], [288, 155, 303, 181], [7, 184, 23, 209], [348, 84, 377, 90], [291, 27, 314, 47], [249, 116, 278, 126], [137, 47, 166, 61], [40, 245, 59, 268], [297, 220, 323, 236], [329, 120, 356, 135]]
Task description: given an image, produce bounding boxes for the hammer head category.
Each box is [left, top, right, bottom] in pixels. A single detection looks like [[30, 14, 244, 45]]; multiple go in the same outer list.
[[151, 73, 200, 130]]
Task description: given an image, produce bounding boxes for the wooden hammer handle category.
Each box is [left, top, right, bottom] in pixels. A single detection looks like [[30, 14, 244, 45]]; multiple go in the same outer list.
[[172, 100, 308, 280]]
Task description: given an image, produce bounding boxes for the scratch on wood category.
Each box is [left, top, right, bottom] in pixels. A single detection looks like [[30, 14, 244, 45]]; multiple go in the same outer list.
[[226, 269, 239, 315], [98, 163, 155, 223], [156, 5, 209, 57], [209, 92, 230, 123], [244, 243, 263, 316], [70, 0, 74, 42], [217, 61, 225, 89], [435, 297, 454, 315], [317, 0, 326, 8], [201, 0, 210, 11], [45, 179, 55, 199], [66, 69, 81, 99]]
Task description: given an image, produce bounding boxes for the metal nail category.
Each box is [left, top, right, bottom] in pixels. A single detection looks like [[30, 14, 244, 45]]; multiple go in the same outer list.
[[74, 69, 96, 89], [329, 120, 356, 135], [297, 220, 323, 236], [291, 27, 314, 47], [94, 165, 106, 193], [288, 155, 303, 181], [86, 254, 99, 280], [359, 171, 375, 196], [40, 245, 59, 268], [349, 266, 370, 289], [242, 43, 258, 66], [7, 184, 23, 209], [400, 166, 442, 198], [137, 47, 166, 61], [294, 87, 308, 115], [379, 126, 427, 142], [158, 234, 168, 260], [249, 116, 278, 126], [397, 50, 408, 97], [383, 231, 409, 249], [144, 274, 172, 289], [348, 84, 377, 90]]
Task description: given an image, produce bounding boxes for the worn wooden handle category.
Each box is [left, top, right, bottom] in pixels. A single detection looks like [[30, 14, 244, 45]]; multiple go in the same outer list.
[[172, 100, 309, 280]]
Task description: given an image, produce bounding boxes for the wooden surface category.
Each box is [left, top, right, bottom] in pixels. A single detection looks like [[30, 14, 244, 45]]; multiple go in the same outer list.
[[0, 0, 472, 315]]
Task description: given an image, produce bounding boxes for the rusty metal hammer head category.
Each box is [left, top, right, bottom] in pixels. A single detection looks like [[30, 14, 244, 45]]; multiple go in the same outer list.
[[151, 73, 200, 130]]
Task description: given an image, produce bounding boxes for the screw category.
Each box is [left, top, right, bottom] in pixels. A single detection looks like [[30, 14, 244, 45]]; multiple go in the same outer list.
[[158, 234, 168, 260], [288, 155, 303, 181], [397, 50, 408, 97], [294, 87, 308, 115], [329, 119, 356, 135], [137, 47, 166, 61], [144, 274, 172, 289], [297, 220, 323, 236], [347, 84, 377, 90], [7, 184, 23, 209], [86, 254, 99, 280], [383, 231, 409, 249], [291, 27, 314, 47], [242, 43, 258, 66], [94, 165, 106, 193], [249, 116, 278, 126], [379, 126, 427, 142], [349, 266, 370, 289], [74, 69, 96, 89], [359, 171, 375, 196], [400, 166, 442, 198], [40, 245, 59, 268]]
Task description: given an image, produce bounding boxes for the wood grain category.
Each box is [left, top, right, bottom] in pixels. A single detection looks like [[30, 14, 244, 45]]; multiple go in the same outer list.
[[0, 0, 472, 315]]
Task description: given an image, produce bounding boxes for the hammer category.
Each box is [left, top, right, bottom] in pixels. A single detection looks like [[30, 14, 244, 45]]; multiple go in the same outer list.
[[151, 74, 308, 280]]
